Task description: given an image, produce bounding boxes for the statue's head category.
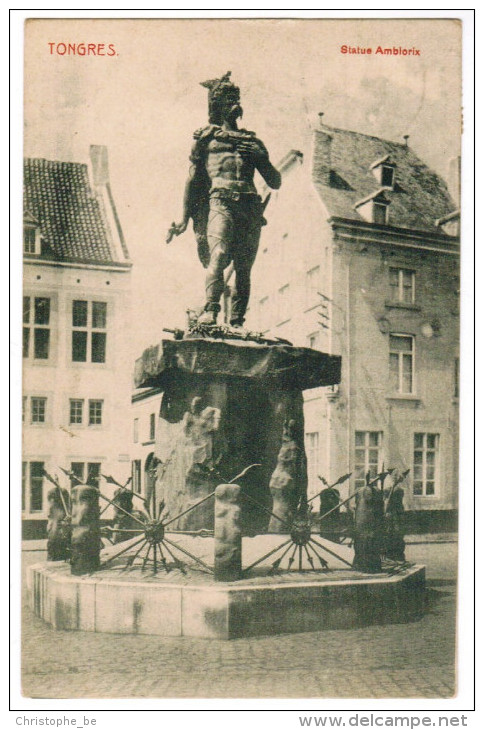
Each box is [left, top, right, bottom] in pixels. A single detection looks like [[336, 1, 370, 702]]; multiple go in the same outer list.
[[200, 71, 242, 125]]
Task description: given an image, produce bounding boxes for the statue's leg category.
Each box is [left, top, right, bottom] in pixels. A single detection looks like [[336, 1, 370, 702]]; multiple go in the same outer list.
[[231, 207, 261, 326], [202, 199, 233, 321]]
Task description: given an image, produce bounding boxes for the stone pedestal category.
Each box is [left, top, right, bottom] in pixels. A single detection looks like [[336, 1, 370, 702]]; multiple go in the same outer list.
[[214, 483, 243, 581], [135, 337, 341, 534]]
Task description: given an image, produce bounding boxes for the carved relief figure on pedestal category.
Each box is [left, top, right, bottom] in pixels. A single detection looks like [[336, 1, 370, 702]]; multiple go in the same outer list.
[[268, 419, 304, 532], [352, 479, 385, 574], [70, 485, 101, 575], [46, 486, 71, 561]]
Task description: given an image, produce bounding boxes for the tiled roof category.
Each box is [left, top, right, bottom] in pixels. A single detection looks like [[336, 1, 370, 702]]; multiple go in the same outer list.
[[312, 125, 458, 235], [24, 158, 127, 264]]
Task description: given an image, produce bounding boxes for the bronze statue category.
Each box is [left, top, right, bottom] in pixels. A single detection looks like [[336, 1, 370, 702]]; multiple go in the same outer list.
[[167, 72, 281, 327]]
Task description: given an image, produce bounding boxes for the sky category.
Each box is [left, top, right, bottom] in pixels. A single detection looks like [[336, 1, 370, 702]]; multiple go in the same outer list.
[[23, 18, 462, 360]]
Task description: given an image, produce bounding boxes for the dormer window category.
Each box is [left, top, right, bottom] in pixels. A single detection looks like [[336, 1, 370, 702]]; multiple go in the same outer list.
[[24, 227, 38, 254], [23, 212, 41, 255], [373, 201, 388, 224], [380, 165, 394, 188], [370, 155, 396, 189], [354, 189, 390, 225]]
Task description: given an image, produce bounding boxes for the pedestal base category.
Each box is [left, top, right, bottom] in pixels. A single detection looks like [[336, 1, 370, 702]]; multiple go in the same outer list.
[[28, 558, 425, 640]]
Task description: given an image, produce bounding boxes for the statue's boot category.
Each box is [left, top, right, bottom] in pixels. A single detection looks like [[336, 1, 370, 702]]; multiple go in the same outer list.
[[198, 303, 220, 325]]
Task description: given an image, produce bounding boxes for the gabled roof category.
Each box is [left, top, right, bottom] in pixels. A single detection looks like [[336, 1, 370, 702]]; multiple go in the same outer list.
[[23, 157, 130, 265], [312, 125, 458, 235]]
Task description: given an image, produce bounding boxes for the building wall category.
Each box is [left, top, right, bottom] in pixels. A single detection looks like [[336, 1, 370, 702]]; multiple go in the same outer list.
[[335, 236, 459, 511], [246, 151, 459, 516], [131, 388, 163, 502], [22, 260, 132, 531]]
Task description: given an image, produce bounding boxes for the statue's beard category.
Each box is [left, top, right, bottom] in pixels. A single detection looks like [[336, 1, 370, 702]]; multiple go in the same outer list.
[[229, 104, 243, 120]]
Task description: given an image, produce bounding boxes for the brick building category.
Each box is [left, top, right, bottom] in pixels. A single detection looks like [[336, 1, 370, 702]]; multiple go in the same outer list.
[[245, 124, 459, 528], [22, 146, 132, 536]]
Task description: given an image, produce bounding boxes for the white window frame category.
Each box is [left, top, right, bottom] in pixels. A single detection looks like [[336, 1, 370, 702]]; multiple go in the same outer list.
[[69, 399, 84, 425], [71, 300, 108, 364], [88, 399, 104, 426], [23, 296, 51, 360], [413, 433, 440, 497], [305, 431, 320, 493], [389, 333, 415, 395], [389, 268, 415, 304], [23, 226, 40, 255], [30, 397, 47, 424], [22, 461, 45, 514], [354, 431, 383, 490]]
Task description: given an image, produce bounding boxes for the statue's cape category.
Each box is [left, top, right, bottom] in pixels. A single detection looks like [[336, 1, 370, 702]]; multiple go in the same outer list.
[[188, 125, 260, 268]]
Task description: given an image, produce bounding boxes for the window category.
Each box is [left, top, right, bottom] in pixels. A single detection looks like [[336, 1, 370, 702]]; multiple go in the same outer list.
[[31, 397, 46, 423], [22, 462, 26, 511], [373, 202, 388, 224], [381, 165, 394, 188], [22, 397, 26, 422], [70, 461, 101, 488], [305, 266, 320, 309], [277, 284, 291, 324], [389, 334, 414, 394], [133, 418, 139, 444], [72, 300, 107, 363], [132, 460, 142, 494], [307, 332, 320, 350], [89, 400, 103, 425], [389, 268, 415, 304], [354, 431, 383, 490], [23, 462, 44, 513], [29, 461, 44, 512], [24, 227, 37, 254], [413, 433, 439, 496], [149, 413, 156, 441], [23, 296, 50, 359], [305, 432, 320, 491], [69, 399, 84, 425]]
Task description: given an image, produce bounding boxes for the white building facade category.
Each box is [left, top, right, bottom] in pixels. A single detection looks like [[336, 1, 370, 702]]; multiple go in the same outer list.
[[22, 147, 132, 536]]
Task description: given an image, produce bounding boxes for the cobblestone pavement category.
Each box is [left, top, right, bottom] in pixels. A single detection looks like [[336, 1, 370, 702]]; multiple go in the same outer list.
[[20, 541, 457, 700]]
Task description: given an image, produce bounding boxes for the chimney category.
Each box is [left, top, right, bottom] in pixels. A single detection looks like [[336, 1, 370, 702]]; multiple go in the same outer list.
[[447, 156, 461, 205], [312, 129, 332, 186], [89, 145, 109, 186]]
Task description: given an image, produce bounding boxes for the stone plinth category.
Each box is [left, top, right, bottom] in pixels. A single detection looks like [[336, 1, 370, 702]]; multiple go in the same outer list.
[[28, 560, 425, 640], [214, 484, 243, 581], [134, 338, 341, 533]]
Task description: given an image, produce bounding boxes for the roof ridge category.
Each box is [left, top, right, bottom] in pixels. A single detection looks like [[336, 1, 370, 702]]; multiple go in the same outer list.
[[317, 123, 409, 149]]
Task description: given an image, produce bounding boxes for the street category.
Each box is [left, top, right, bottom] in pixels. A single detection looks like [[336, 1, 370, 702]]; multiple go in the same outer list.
[[20, 538, 457, 700]]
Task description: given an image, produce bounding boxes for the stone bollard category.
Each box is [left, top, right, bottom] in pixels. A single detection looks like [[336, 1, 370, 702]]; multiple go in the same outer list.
[[214, 483, 242, 581], [70, 485, 101, 575], [46, 487, 71, 561]]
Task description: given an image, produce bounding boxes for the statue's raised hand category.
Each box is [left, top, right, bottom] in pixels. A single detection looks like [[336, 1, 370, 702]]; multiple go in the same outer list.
[[166, 220, 188, 244], [237, 139, 268, 164]]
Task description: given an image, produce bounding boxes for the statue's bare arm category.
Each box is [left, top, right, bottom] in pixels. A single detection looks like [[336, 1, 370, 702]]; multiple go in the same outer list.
[[166, 163, 200, 242]]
